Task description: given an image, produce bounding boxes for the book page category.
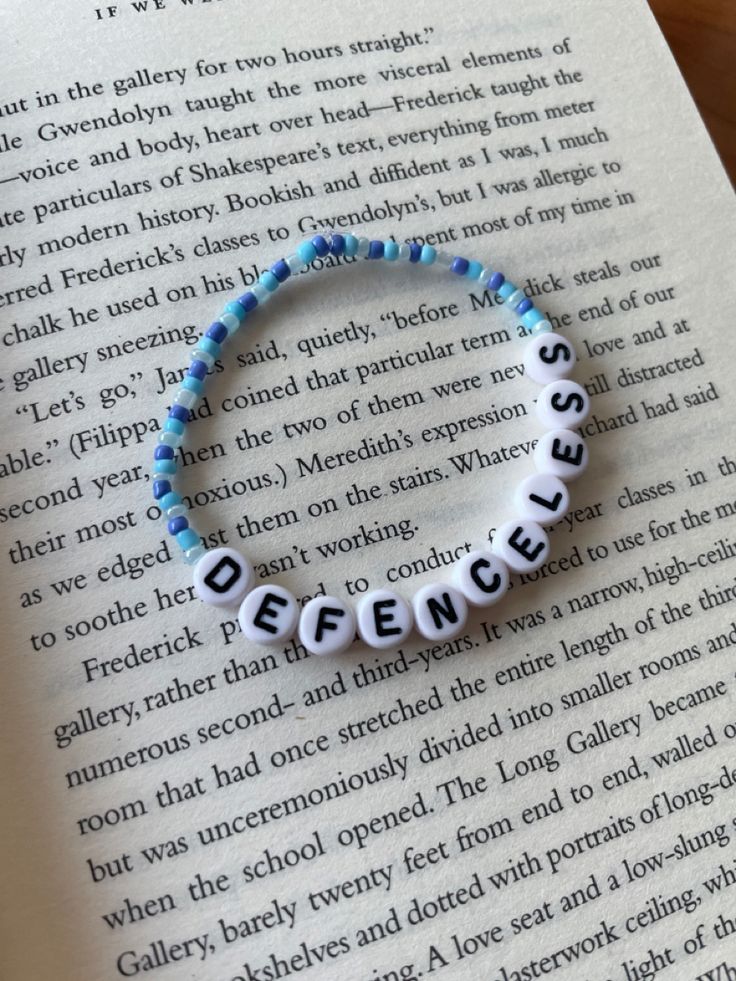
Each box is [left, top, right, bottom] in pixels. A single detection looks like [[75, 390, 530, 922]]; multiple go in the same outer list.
[[1, 1, 735, 978]]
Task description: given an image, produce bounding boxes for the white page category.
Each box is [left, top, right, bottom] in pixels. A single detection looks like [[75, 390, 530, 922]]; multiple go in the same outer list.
[[1, 1, 736, 978]]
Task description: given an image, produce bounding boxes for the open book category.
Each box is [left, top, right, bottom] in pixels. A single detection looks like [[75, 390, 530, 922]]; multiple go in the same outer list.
[[1, 0, 735, 977]]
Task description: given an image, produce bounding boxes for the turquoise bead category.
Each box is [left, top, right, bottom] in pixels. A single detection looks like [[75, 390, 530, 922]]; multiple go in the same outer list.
[[198, 336, 221, 358], [384, 241, 399, 261], [181, 377, 204, 396], [497, 281, 516, 300], [344, 235, 359, 257], [159, 491, 183, 512], [297, 241, 317, 264], [224, 300, 246, 322], [420, 245, 436, 264], [176, 528, 200, 551], [153, 459, 176, 476], [466, 260, 483, 279], [522, 307, 545, 327], [259, 270, 279, 292], [164, 418, 185, 436]]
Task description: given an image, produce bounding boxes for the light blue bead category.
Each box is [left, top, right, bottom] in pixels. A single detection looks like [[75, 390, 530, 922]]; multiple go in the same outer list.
[[192, 347, 215, 368], [297, 241, 317, 264], [420, 245, 436, 264], [153, 459, 177, 476], [466, 260, 483, 280], [159, 430, 183, 448], [522, 307, 545, 327], [220, 312, 241, 335], [251, 282, 271, 304], [164, 418, 185, 436], [505, 288, 526, 308], [181, 376, 204, 395], [224, 300, 247, 323], [383, 241, 399, 261], [175, 389, 198, 409], [344, 234, 359, 257], [286, 253, 306, 273], [530, 319, 553, 335], [176, 528, 200, 551], [198, 336, 221, 358], [184, 544, 207, 565], [159, 491, 183, 513], [259, 271, 279, 292], [497, 281, 516, 300]]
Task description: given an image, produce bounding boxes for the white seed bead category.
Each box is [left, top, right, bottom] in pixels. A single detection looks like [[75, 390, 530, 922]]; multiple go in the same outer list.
[[530, 319, 553, 335], [398, 243, 412, 260], [184, 544, 207, 565], [220, 312, 241, 335], [506, 288, 526, 308], [174, 389, 197, 409], [492, 519, 550, 574], [523, 332, 576, 385], [356, 589, 413, 650], [299, 596, 355, 656], [239, 584, 299, 646], [514, 472, 570, 525], [536, 379, 590, 429], [412, 583, 468, 641], [251, 282, 271, 304], [435, 250, 454, 268], [193, 547, 254, 607], [165, 502, 187, 519], [286, 253, 306, 273], [453, 550, 509, 607], [357, 237, 370, 257], [480, 266, 494, 282], [158, 431, 183, 448], [191, 348, 215, 368], [534, 429, 589, 481]]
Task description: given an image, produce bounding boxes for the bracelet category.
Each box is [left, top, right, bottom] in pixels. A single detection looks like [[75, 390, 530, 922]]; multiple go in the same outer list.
[[151, 232, 590, 657]]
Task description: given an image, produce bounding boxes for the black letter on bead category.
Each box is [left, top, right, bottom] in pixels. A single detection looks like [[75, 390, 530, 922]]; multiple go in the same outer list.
[[253, 592, 288, 634], [551, 437, 583, 467], [470, 558, 502, 595], [508, 526, 545, 563], [551, 390, 584, 414], [315, 606, 344, 643], [427, 592, 458, 630], [203, 556, 242, 594], [539, 341, 571, 365], [373, 599, 401, 637], [529, 491, 563, 512]]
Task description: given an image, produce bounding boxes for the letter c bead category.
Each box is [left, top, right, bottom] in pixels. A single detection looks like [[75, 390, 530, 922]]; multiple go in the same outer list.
[[453, 550, 509, 607], [194, 547, 254, 606]]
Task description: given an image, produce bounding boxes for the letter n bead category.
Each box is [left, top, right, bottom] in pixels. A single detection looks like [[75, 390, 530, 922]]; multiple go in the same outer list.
[[412, 583, 468, 641], [193, 547, 255, 607]]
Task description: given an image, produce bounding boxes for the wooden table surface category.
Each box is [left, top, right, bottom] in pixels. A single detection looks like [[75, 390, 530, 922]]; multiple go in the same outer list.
[[649, 0, 736, 184]]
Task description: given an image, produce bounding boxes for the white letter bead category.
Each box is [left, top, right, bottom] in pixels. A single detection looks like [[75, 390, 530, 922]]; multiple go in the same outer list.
[[193, 547, 254, 607], [536, 379, 590, 429], [514, 472, 570, 525], [299, 596, 355, 656], [523, 333, 576, 384], [453, 550, 509, 607], [238, 584, 299, 646], [492, 519, 550, 573], [534, 429, 589, 481], [356, 589, 413, 650], [412, 583, 468, 641]]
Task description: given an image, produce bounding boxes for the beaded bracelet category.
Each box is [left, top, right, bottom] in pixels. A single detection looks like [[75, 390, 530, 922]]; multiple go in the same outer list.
[[151, 232, 590, 657]]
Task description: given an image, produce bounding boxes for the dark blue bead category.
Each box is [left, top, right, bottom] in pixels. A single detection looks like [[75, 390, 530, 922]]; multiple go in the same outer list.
[[206, 321, 228, 343], [517, 298, 533, 315], [238, 291, 258, 312], [488, 271, 505, 291], [189, 359, 208, 381], [409, 242, 422, 262], [154, 445, 174, 460], [169, 405, 190, 423], [153, 480, 171, 500], [329, 234, 345, 255], [451, 256, 469, 276], [271, 259, 291, 282], [311, 235, 329, 257], [368, 240, 384, 259], [167, 516, 189, 536]]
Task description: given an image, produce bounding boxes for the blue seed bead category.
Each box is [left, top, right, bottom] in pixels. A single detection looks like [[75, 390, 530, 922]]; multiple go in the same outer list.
[[198, 336, 221, 359], [383, 241, 399, 261], [516, 297, 533, 315], [311, 235, 329, 257], [271, 258, 291, 282], [224, 300, 246, 322], [368, 240, 384, 259], [159, 491, 183, 513], [329, 234, 345, 256], [189, 360, 208, 381], [169, 405, 189, 424], [259, 270, 280, 292], [167, 515, 189, 536], [343, 234, 359, 257], [420, 245, 436, 264], [153, 480, 171, 500], [522, 307, 545, 327], [409, 242, 422, 262], [181, 376, 204, 396], [497, 281, 516, 301], [154, 445, 174, 460], [466, 260, 483, 280], [487, 271, 505, 291], [176, 528, 200, 551], [206, 321, 228, 344], [238, 291, 258, 313], [154, 458, 176, 476], [451, 256, 469, 276]]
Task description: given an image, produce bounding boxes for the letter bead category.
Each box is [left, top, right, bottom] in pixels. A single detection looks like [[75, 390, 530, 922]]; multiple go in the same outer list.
[[536, 379, 590, 429], [453, 550, 509, 607], [523, 333, 576, 385], [356, 589, 413, 650], [412, 583, 468, 641], [193, 547, 254, 607], [514, 472, 570, 525], [492, 519, 550, 573], [299, 596, 356, 656], [534, 429, 589, 481], [238, 584, 299, 646]]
